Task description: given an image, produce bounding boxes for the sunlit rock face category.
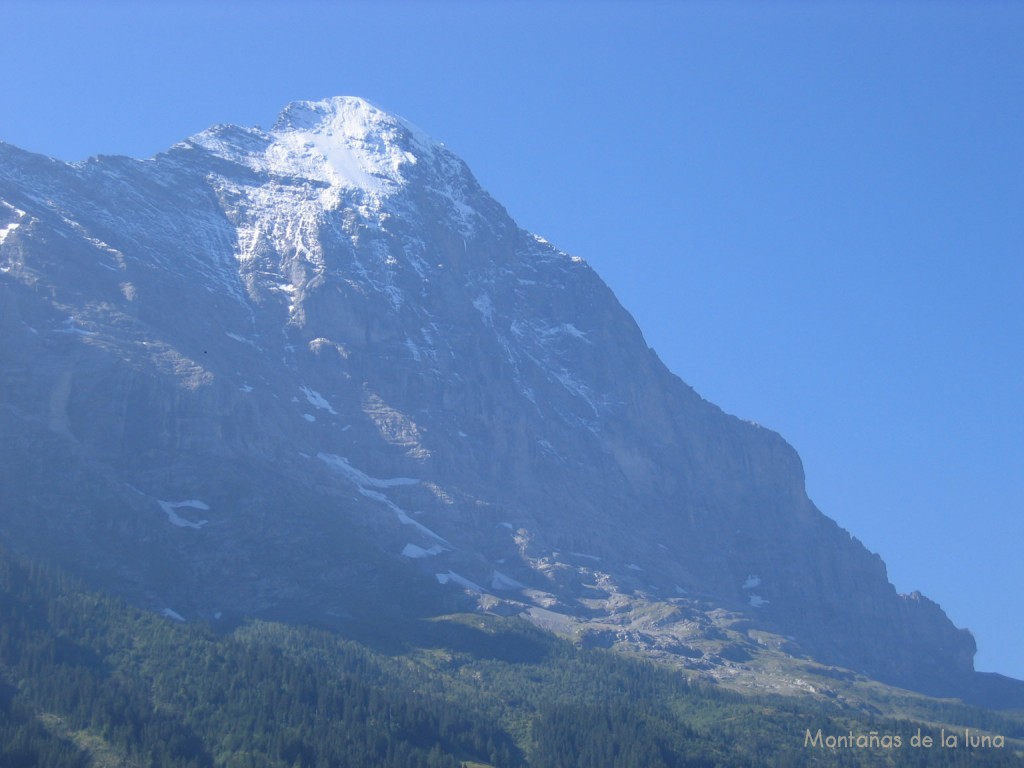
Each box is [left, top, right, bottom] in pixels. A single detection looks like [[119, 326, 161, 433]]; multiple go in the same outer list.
[[0, 97, 983, 699]]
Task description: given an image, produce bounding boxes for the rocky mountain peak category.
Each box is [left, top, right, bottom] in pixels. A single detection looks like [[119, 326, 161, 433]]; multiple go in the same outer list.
[[273, 96, 420, 145], [266, 96, 425, 193], [1, 98, 1017, 707], [171, 97, 503, 311], [182, 96, 467, 204]]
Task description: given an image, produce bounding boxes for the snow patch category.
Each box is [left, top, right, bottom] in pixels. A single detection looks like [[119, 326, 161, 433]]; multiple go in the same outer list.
[[367, 490, 451, 546], [742, 575, 761, 590], [0, 201, 25, 245], [491, 571, 526, 591], [318, 453, 449, 546], [302, 413, 316, 422], [559, 323, 588, 340], [0, 221, 20, 244], [402, 543, 444, 558], [157, 499, 209, 529], [55, 316, 97, 336], [472, 292, 493, 324], [160, 608, 186, 622], [435, 571, 485, 593], [748, 595, 769, 608], [300, 385, 337, 414], [225, 332, 258, 348], [317, 453, 418, 488], [537, 321, 590, 343]]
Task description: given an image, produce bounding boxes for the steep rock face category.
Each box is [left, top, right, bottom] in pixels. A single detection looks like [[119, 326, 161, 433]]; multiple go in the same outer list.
[[0, 97, 979, 697]]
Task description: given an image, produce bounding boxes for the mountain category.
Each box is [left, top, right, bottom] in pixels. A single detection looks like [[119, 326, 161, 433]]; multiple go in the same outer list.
[[0, 96, 1015, 707]]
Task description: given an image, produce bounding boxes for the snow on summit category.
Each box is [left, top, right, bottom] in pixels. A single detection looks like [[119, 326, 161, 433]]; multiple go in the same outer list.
[[186, 96, 441, 199], [179, 96, 492, 290], [267, 97, 425, 194]]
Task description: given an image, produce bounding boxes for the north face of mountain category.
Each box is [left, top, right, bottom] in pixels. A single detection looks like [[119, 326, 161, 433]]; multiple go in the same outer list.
[[0, 97, 1007, 704]]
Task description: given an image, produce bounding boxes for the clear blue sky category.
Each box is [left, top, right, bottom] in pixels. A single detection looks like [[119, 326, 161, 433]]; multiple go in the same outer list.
[[3, 1, 1021, 681]]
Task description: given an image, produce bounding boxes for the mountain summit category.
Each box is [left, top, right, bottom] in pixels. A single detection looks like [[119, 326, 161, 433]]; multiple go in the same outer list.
[[0, 97, 1013, 705], [264, 95, 439, 191]]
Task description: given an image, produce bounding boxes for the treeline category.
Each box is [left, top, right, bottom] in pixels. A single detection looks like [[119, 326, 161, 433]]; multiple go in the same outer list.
[[1, 549, 1022, 767], [0, 553, 516, 767]]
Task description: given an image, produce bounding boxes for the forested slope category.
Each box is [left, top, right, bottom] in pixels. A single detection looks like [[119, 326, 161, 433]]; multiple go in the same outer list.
[[1, 549, 1021, 767]]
